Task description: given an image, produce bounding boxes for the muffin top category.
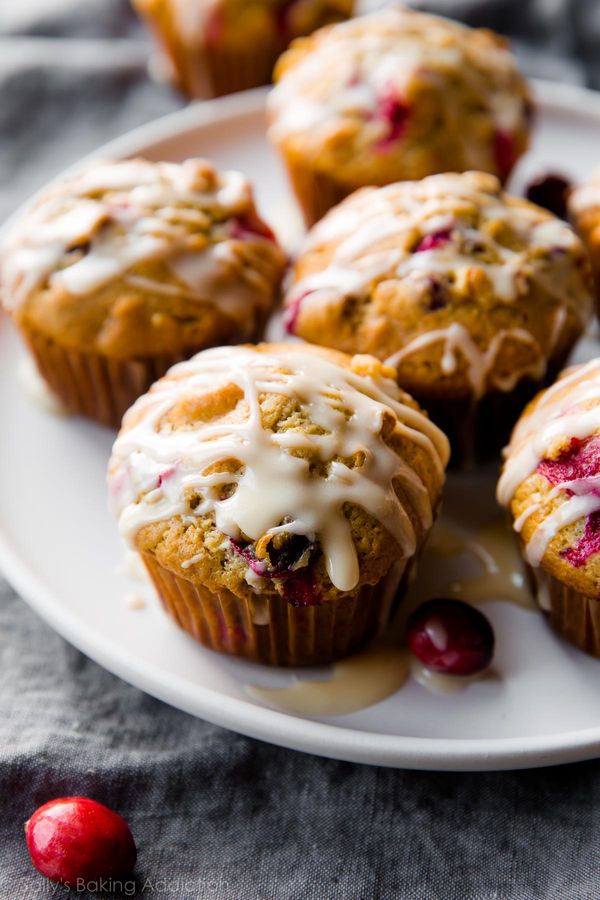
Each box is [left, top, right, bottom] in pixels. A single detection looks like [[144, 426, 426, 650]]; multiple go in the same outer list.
[[268, 6, 531, 184], [498, 360, 600, 596], [285, 172, 593, 400], [0, 157, 286, 357], [109, 342, 449, 605]]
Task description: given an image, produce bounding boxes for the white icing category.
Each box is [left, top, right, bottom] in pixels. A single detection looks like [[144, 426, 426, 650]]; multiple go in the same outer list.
[[109, 345, 449, 593], [498, 359, 600, 567], [387, 323, 545, 400], [269, 7, 527, 143], [0, 158, 281, 331]]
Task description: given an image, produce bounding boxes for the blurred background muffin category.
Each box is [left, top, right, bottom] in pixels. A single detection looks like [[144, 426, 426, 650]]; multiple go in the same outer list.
[[498, 360, 600, 656], [283, 171, 593, 465], [268, 5, 532, 225], [569, 172, 600, 317], [109, 342, 449, 665], [132, 0, 355, 99], [0, 157, 286, 428]]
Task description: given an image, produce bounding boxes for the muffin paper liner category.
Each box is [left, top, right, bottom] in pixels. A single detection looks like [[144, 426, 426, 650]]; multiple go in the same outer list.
[[141, 552, 410, 667], [408, 349, 572, 469], [23, 327, 186, 429], [416, 377, 544, 470], [282, 158, 354, 227], [526, 563, 600, 658], [203, 41, 279, 98]]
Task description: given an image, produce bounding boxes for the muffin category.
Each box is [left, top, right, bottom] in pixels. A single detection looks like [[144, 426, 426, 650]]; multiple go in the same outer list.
[[133, 0, 354, 99], [498, 359, 600, 656], [283, 171, 594, 465], [568, 173, 600, 317], [0, 157, 286, 428], [109, 342, 449, 666], [268, 6, 532, 225]]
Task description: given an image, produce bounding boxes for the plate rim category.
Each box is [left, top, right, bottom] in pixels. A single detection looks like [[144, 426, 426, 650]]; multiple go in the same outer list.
[[3, 78, 600, 771]]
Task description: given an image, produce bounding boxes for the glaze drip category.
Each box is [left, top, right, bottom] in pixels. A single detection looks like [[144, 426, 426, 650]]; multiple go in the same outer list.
[[498, 359, 600, 567], [109, 345, 449, 593]]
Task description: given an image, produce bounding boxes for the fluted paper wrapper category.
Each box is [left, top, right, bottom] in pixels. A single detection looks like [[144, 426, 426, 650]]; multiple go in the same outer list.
[[141, 552, 409, 667], [281, 158, 354, 227], [202, 42, 279, 98], [23, 327, 185, 429], [527, 564, 600, 657]]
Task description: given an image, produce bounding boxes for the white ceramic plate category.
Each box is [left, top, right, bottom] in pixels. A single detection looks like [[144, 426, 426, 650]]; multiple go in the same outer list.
[[3, 81, 600, 772]]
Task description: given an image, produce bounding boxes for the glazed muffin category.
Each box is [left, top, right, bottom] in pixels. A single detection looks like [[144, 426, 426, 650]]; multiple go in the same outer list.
[[0, 158, 286, 428], [109, 342, 449, 666], [283, 172, 594, 465], [498, 359, 600, 656], [268, 6, 532, 225], [133, 0, 354, 99], [569, 173, 600, 317]]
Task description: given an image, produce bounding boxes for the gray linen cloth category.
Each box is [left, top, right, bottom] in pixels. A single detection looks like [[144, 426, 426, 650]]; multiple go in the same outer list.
[[1, 2, 600, 897]]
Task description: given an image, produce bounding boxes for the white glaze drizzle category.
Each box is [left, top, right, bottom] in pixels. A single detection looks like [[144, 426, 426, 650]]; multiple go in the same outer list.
[[0, 158, 282, 329], [109, 345, 449, 593], [386, 323, 545, 400], [268, 7, 526, 144], [287, 172, 587, 397], [498, 359, 600, 566]]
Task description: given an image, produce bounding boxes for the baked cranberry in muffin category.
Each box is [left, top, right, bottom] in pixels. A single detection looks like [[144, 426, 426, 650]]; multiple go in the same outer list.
[[284, 172, 593, 464], [268, 6, 532, 224], [0, 157, 286, 427], [109, 342, 449, 665]]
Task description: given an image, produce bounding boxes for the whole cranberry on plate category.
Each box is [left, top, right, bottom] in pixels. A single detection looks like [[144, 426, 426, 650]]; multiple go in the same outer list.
[[25, 796, 136, 884], [406, 598, 495, 676]]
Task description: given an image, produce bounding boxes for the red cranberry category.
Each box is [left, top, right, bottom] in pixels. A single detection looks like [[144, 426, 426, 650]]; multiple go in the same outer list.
[[525, 173, 572, 220], [537, 435, 600, 487], [25, 797, 136, 885], [374, 85, 410, 149], [414, 229, 452, 253], [406, 598, 494, 676], [562, 510, 600, 568], [494, 129, 518, 181], [230, 212, 276, 242], [284, 290, 311, 334]]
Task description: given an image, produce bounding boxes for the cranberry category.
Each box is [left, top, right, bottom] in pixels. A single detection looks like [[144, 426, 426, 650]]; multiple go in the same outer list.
[[537, 435, 600, 486], [406, 598, 494, 676], [374, 85, 410, 149], [284, 290, 311, 334], [494, 129, 518, 181], [25, 797, 136, 885], [230, 213, 276, 242], [525, 173, 572, 220], [231, 537, 322, 606], [562, 510, 600, 568], [414, 229, 452, 253], [204, 8, 223, 46]]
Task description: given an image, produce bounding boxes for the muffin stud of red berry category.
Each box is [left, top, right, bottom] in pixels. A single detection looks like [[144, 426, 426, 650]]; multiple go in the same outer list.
[[284, 172, 593, 465], [109, 342, 449, 666], [498, 359, 600, 656], [133, 0, 354, 99], [268, 6, 532, 225], [0, 157, 286, 428]]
